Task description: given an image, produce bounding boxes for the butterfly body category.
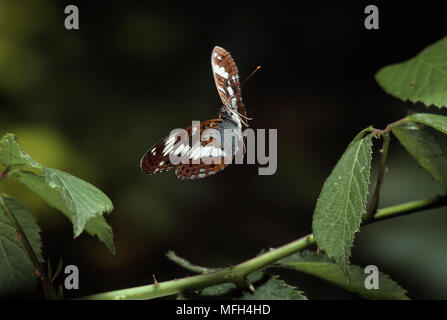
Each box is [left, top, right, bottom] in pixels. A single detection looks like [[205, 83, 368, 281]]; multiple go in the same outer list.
[[141, 46, 249, 180]]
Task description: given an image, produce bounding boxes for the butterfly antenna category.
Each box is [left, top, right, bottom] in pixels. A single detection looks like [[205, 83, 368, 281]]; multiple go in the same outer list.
[[241, 65, 261, 88]]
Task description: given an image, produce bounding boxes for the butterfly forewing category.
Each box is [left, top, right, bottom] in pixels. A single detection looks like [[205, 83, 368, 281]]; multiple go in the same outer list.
[[211, 46, 247, 119]]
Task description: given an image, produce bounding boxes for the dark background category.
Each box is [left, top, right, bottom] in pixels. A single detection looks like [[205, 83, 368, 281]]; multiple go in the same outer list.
[[1, 1, 447, 299]]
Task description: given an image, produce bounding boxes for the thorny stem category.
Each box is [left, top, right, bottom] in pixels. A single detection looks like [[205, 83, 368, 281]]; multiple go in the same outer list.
[[0, 167, 10, 181], [365, 117, 410, 222], [370, 117, 410, 137], [79, 192, 447, 300], [364, 133, 390, 222], [165, 250, 222, 274], [0, 194, 58, 300]]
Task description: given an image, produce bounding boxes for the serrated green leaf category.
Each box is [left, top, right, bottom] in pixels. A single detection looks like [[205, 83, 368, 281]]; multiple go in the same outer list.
[[349, 125, 374, 147], [376, 36, 447, 108], [0, 194, 43, 296], [44, 168, 114, 237], [408, 113, 447, 135], [275, 251, 408, 300], [178, 272, 307, 300], [83, 216, 115, 254], [312, 135, 372, 277], [12, 170, 114, 252], [392, 122, 447, 191], [0, 133, 114, 251], [240, 275, 307, 300], [0, 133, 42, 170]]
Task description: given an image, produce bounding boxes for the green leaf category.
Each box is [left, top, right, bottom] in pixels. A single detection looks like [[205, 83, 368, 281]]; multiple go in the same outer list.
[[408, 113, 447, 135], [275, 251, 408, 300], [0, 133, 42, 170], [376, 36, 447, 108], [312, 135, 373, 277], [83, 216, 115, 254], [0, 133, 114, 250], [240, 275, 307, 300], [392, 122, 447, 191], [178, 272, 307, 300], [44, 168, 113, 237], [13, 170, 114, 252], [0, 194, 43, 296], [349, 125, 373, 147]]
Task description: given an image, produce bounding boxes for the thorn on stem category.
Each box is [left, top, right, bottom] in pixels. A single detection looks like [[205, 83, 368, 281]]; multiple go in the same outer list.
[[152, 274, 160, 288], [245, 278, 255, 293], [34, 269, 43, 280]]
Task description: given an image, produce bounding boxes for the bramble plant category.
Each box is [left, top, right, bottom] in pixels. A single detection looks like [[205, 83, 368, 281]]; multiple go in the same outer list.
[[2, 36, 447, 300]]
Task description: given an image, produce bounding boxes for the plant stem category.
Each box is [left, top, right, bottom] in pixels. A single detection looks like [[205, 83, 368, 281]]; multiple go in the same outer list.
[[78, 234, 315, 300], [80, 192, 447, 300], [365, 117, 410, 222], [365, 133, 390, 222], [0, 167, 10, 181], [372, 195, 447, 222], [0, 194, 58, 300], [166, 250, 221, 274]]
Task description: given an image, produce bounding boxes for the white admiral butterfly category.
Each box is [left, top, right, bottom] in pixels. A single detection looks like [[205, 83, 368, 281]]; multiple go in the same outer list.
[[140, 46, 251, 180]]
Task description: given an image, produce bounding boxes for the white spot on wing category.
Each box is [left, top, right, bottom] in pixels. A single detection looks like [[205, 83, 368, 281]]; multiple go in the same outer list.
[[211, 146, 222, 157], [174, 144, 185, 156], [189, 142, 201, 159], [192, 147, 203, 160], [166, 135, 176, 146], [181, 145, 190, 156], [200, 145, 213, 158], [162, 143, 174, 156], [213, 63, 229, 79]]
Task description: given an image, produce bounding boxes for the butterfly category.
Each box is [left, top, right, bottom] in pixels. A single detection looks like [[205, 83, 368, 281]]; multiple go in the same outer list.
[[140, 46, 251, 180]]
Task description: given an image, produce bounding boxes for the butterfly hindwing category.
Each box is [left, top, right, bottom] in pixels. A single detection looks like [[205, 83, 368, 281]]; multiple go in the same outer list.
[[140, 135, 178, 175], [141, 119, 230, 179], [175, 162, 229, 180]]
